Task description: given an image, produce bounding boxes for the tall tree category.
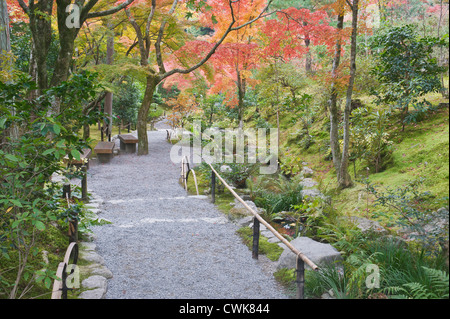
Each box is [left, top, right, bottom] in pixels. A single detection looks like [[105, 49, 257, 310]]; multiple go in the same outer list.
[[16, 0, 134, 97], [124, 0, 274, 155], [328, 0, 360, 189]]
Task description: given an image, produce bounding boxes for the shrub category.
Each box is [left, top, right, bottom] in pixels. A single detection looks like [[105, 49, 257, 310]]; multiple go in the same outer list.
[[0, 73, 100, 298]]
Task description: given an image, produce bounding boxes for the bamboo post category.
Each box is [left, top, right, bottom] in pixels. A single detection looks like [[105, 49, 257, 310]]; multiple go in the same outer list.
[[81, 165, 88, 201], [190, 169, 199, 195], [252, 217, 260, 259], [211, 170, 216, 204], [296, 256, 305, 299]]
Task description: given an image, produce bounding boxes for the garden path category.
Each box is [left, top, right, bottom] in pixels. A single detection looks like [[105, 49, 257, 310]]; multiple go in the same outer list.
[[86, 121, 288, 299]]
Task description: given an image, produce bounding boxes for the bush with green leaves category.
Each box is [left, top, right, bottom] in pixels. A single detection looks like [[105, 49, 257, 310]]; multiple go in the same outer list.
[[0, 73, 101, 298], [370, 24, 447, 130], [112, 77, 141, 127], [370, 177, 448, 257], [251, 175, 304, 217], [350, 107, 394, 174]]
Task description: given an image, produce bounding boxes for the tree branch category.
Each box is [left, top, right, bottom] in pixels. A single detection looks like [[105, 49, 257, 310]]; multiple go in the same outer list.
[[17, 0, 29, 14], [160, 0, 274, 81], [155, 0, 179, 74], [85, 0, 134, 20], [125, 8, 148, 66]]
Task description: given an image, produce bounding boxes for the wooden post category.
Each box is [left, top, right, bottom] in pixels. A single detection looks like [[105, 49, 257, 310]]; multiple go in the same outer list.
[[61, 264, 68, 299], [101, 126, 104, 142], [81, 165, 88, 201], [68, 218, 78, 244], [62, 183, 71, 200], [211, 170, 216, 204], [252, 217, 260, 259], [296, 255, 305, 299]]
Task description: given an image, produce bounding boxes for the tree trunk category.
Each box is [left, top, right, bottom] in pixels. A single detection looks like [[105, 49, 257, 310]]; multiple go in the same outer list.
[[104, 24, 114, 137], [338, 0, 359, 189], [50, 1, 80, 88], [0, 0, 10, 53], [137, 75, 158, 155], [28, 0, 53, 92], [237, 72, 246, 129], [329, 10, 344, 176], [304, 38, 312, 73]]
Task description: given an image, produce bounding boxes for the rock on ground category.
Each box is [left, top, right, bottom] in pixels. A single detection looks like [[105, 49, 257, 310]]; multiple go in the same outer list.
[[277, 236, 342, 270]]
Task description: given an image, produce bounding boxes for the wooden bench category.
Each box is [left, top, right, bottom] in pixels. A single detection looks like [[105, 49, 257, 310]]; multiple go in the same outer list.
[[118, 134, 138, 154], [94, 141, 115, 163]]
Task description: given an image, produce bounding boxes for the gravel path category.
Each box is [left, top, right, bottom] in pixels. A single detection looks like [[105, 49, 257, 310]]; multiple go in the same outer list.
[[87, 124, 288, 299]]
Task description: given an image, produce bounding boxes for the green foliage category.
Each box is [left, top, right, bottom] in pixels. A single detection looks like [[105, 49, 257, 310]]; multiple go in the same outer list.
[[370, 177, 449, 257], [251, 175, 304, 216], [200, 94, 225, 126], [0, 73, 101, 298], [350, 107, 394, 173], [385, 266, 449, 299], [112, 77, 141, 126], [370, 25, 447, 126]]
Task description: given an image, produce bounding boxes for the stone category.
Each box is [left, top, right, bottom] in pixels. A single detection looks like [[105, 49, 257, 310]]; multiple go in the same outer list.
[[261, 230, 276, 239], [321, 289, 336, 299], [299, 178, 318, 189], [235, 216, 253, 228], [79, 242, 96, 251], [82, 275, 107, 291], [188, 195, 209, 200], [78, 288, 106, 299], [301, 166, 314, 177], [220, 165, 233, 173], [276, 236, 342, 270], [80, 251, 105, 265], [230, 199, 264, 216], [300, 188, 323, 199], [347, 216, 387, 234], [83, 264, 113, 279]]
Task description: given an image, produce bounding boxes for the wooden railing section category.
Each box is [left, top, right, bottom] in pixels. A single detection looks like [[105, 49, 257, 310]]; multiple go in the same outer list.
[[181, 158, 319, 299]]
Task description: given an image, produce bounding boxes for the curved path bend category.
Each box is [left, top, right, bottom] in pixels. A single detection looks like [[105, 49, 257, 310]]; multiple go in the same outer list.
[[87, 124, 288, 299]]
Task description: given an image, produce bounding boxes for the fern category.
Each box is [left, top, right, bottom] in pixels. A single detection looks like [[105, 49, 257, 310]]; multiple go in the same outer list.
[[385, 267, 449, 299]]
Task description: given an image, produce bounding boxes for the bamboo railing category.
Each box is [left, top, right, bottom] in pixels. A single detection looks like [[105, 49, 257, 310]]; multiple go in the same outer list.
[[180, 157, 319, 299]]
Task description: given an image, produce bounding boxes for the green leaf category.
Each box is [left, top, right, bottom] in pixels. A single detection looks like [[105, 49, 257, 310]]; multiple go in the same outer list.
[[34, 220, 45, 231], [5, 154, 18, 162], [53, 124, 61, 135], [44, 277, 52, 289], [42, 148, 55, 156], [0, 117, 7, 129], [71, 149, 81, 161], [11, 220, 20, 228], [10, 199, 23, 207]]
